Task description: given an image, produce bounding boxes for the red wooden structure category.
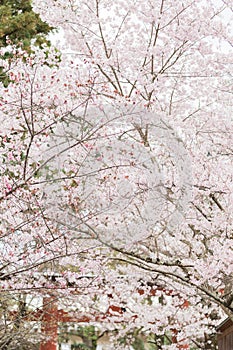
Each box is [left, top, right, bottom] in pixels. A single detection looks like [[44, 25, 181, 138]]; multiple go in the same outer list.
[[41, 297, 58, 350], [40, 296, 114, 350], [7, 287, 189, 349], [39, 293, 189, 350], [40, 296, 136, 350]]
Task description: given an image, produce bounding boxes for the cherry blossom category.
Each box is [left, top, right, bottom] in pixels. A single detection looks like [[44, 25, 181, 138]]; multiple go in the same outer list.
[[0, 0, 232, 348]]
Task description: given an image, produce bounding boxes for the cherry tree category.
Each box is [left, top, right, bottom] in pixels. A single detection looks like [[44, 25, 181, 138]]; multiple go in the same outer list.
[[0, 0, 232, 348]]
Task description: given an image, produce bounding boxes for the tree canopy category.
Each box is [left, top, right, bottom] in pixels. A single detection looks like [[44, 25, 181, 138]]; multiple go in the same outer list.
[[0, 0, 52, 50], [0, 0, 232, 349]]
